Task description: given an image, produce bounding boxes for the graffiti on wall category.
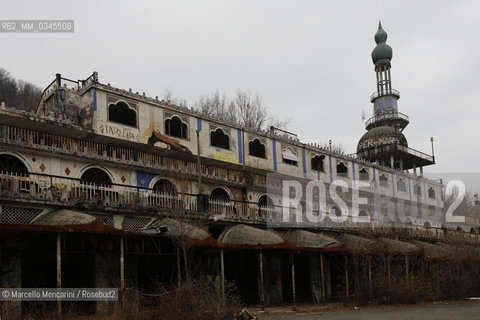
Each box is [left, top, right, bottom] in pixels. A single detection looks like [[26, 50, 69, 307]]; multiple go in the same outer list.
[[140, 122, 191, 153]]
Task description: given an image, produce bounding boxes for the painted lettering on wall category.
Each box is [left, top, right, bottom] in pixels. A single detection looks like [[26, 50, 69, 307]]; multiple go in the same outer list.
[[99, 122, 139, 141]]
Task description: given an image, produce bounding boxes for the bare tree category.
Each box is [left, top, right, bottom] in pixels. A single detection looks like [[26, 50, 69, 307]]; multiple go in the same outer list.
[[17, 79, 42, 111], [194, 89, 289, 131], [0, 67, 42, 111], [233, 89, 268, 130]]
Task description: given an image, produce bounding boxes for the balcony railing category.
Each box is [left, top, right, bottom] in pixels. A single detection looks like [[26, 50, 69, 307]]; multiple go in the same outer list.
[[0, 124, 244, 185], [0, 171, 274, 222], [365, 112, 409, 128], [370, 88, 400, 101]]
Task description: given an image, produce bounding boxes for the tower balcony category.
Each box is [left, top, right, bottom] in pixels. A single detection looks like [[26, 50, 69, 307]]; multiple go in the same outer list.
[[370, 88, 400, 102], [365, 111, 409, 130]]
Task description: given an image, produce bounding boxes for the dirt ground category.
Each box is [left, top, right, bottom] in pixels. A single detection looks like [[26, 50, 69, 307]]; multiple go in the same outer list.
[[254, 300, 480, 320]]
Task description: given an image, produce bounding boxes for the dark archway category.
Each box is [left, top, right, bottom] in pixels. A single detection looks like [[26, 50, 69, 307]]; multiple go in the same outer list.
[[211, 187, 230, 200], [249, 139, 266, 158], [210, 128, 230, 149], [311, 155, 325, 172], [0, 154, 28, 174], [359, 168, 369, 181], [165, 116, 188, 139], [80, 168, 112, 186], [152, 178, 177, 194], [336, 162, 348, 177]]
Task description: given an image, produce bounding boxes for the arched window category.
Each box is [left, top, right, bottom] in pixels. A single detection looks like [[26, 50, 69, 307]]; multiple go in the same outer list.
[[108, 101, 137, 127], [359, 210, 368, 217], [210, 187, 231, 200], [311, 155, 325, 172], [258, 194, 275, 218], [282, 148, 298, 166], [379, 174, 389, 188], [359, 168, 369, 181], [336, 162, 348, 177], [249, 139, 266, 158], [80, 168, 112, 186], [165, 116, 188, 139], [428, 187, 436, 199], [210, 128, 230, 149], [153, 179, 177, 195], [0, 154, 28, 175], [397, 179, 406, 192]]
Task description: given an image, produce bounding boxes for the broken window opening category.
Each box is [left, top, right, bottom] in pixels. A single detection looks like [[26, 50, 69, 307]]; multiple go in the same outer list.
[[165, 116, 188, 139], [414, 184, 422, 196], [397, 179, 406, 192], [210, 128, 230, 149], [249, 139, 266, 158], [379, 173, 389, 188], [311, 155, 325, 172], [108, 101, 137, 127], [359, 168, 369, 181], [336, 162, 348, 177], [428, 187, 436, 199]]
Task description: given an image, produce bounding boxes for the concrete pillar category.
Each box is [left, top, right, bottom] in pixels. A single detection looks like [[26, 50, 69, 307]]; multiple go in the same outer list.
[[413, 164, 417, 176], [259, 251, 265, 311], [291, 253, 297, 310], [399, 160, 404, 171], [390, 156, 394, 168], [420, 167, 423, 176], [220, 250, 225, 305]]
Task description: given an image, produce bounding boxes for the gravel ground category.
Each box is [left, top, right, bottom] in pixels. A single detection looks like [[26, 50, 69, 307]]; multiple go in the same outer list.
[[257, 301, 480, 320]]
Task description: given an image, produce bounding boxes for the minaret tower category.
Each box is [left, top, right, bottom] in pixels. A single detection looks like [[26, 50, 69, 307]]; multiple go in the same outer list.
[[367, 21, 408, 131], [357, 22, 435, 173]]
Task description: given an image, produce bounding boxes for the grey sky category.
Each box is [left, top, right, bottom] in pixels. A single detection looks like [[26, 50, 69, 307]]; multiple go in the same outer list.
[[1, 0, 479, 176]]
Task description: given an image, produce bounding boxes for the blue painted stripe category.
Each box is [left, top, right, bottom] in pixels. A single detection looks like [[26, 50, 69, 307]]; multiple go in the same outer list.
[[237, 129, 243, 164], [391, 173, 395, 197], [408, 178, 412, 200], [93, 88, 97, 111], [352, 162, 356, 187], [436, 185, 440, 206], [302, 148, 306, 177], [373, 168, 377, 191], [197, 118, 202, 131], [423, 182, 427, 202], [328, 156, 333, 183], [272, 139, 277, 171]]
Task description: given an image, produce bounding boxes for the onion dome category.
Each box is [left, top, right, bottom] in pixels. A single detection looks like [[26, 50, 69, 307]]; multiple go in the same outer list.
[[371, 21, 393, 65], [357, 125, 408, 153]]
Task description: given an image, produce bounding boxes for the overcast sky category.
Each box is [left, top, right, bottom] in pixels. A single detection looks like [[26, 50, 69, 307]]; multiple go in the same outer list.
[[1, 0, 479, 181]]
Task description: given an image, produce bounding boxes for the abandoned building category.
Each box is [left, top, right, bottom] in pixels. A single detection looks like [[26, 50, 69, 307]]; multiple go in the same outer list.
[[1, 22, 479, 319]]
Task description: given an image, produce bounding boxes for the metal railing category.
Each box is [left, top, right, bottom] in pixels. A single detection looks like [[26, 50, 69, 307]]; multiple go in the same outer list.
[[0, 124, 245, 185], [370, 88, 400, 101], [365, 112, 409, 128]]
